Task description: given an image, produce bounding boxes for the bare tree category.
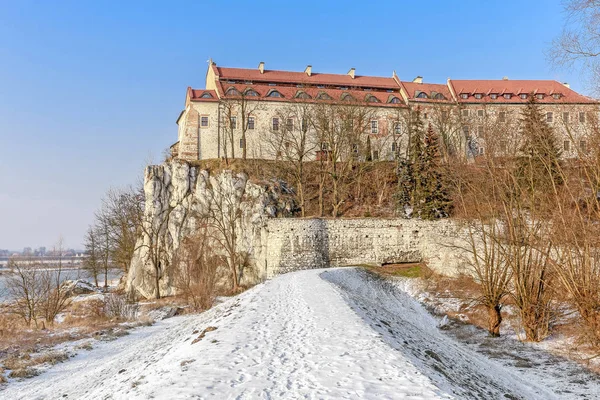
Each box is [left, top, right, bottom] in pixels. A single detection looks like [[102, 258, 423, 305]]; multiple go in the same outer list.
[[82, 226, 101, 287], [40, 237, 71, 325], [220, 87, 264, 160], [549, 0, 600, 92], [6, 258, 44, 328]]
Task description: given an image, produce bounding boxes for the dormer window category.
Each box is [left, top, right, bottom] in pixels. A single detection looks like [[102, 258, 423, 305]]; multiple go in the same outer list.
[[295, 91, 311, 99], [389, 96, 402, 104], [490, 94, 498, 99], [474, 93, 483, 99], [460, 93, 469, 99], [200, 92, 213, 99], [341, 93, 356, 102], [339, 86, 349, 90], [245, 89, 259, 96], [225, 87, 241, 96], [433, 93, 446, 100], [503, 93, 512, 99], [520, 94, 527, 99], [536, 94, 544, 100], [552, 93, 561, 100], [366, 95, 380, 103], [316, 92, 332, 100], [267, 90, 283, 98], [416, 92, 429, 99]]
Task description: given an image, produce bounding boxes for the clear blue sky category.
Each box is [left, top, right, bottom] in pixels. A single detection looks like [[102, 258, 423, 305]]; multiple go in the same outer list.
[[0, 0, 585, 250]]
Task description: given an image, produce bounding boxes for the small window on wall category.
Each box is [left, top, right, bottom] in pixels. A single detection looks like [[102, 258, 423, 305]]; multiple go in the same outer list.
[[248, 116, 255, 130], [239, 138, 246, 149], [201, 116, 209, 127], [499, 112, 506, 122], [477, 125, 484, 137], [441, 111, 448, 119], [546, 112, 553, 123], [272, 118, 280, 131], [286, 118, 294, 131], [580, 140, 588, 153], [371, 120, 379, 134], [477, 109, 484, 117], [580, 112, 586, 123], [462, 126, 469, 136], [391, 142, 398, 153], [230, 116, 237, 129], [479, 147, 485, 155], [563, 112, 569, 122], [301, 119, 308, 131], [394, 121, 402, 135], [372, 150, 379, 160], [462, 109, 469, 118], [564, 140, 571, 151]]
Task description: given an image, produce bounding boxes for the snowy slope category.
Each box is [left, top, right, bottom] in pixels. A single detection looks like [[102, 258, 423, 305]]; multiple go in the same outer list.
[[2, 268, 598, 399]]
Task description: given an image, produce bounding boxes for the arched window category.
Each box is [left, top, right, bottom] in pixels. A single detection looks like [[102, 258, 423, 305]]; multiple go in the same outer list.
[[295, 91, 312, 99], [433, 93, 446, 100], [416, 91, 429, 99], [366, 95, 380, 103], [316, 92, 333, 100], [341, 93, 356, 102], [244, 89, 259, 97], [225, 87, 240, 96], [200, 92, 213, 99], [267, 90, 283, 98], [388, 96, 402, 104]]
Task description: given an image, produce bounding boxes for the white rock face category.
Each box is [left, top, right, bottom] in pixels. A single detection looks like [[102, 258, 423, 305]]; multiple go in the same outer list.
[[125, 161, 293, 299]]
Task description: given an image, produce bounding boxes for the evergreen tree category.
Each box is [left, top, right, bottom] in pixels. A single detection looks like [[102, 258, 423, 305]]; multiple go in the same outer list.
[[516, 95, 563, 193], [396, 109, 425, 216], [419, 124, 452, 219], [365, 135, 373, 162]]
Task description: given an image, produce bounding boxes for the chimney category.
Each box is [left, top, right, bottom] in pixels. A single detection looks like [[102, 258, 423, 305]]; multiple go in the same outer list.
[[258, 61, 265, 74], [304, 65, 312, 76], [563, 82, 570, 89], [412, 76, 423, 84], [502, 76, 509, 80], [347, 68, 356, 79]]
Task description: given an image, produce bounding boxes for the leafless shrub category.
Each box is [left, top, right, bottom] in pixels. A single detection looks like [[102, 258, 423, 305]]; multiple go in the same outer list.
[[103, 293, 138, 320]]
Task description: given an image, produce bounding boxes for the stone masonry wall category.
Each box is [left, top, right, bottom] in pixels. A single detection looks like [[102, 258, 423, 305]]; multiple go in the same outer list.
[[261, 218, 468, 278]]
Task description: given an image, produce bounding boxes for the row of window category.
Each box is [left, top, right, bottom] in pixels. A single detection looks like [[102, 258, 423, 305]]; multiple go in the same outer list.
[[459, 92, 562, 100], [474, 140, 589, 155], [224, 87, 402, 104], [461, 109, 587, 123]]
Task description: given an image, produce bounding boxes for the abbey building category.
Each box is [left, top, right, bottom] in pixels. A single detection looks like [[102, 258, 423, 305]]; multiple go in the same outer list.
[[172, 61, 598, 162]]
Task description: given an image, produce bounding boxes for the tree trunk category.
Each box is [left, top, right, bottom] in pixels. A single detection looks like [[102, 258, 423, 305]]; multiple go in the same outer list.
[[487, 304, 502, 337]]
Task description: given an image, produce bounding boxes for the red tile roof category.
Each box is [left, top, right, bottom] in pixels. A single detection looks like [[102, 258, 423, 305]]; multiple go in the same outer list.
[[215, 82, 406, 108], [188, 88, 219, 102], [400, 81, 454, 103], [449, 80, 596, 104], [213, 65, 399, 90]]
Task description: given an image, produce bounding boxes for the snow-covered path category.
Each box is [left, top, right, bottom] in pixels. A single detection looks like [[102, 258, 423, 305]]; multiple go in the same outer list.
[[2, 268, 597, 399]]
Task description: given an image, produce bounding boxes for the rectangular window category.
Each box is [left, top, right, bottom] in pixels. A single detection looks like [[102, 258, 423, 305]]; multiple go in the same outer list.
[[477, 125, 484, 137], [230, 116, 237, 129], [286, 118, 294, 131], [301, 119, 308, 131], [580, 140, 588, 153], [248, 116, 255, 130], [442, 111, 448, 120], [564, 140, 571, 151], [546, 112, 553, 123], [239, 138, 245, 148], [394, 121, 402, 135], [479, 147, 485, 155], [372, 150, 379, 160], [462, 109, 469, 118], [371, 120, 379, 134], [580, 112, 586, 123], [423, 113, 428, 119], [477, 109, 484, 117], [321, 142, 329, 151], [563, 112, 569, 122], [499, 112, 506, 122], [462, 126, 469, 136], [201, 116, 209, 127], [272, 117, 280, 131], [391, 142, 398, 153]]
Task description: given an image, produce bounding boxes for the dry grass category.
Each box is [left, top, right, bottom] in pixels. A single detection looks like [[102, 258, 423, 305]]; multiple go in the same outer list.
[[363, 263, 432, 279]]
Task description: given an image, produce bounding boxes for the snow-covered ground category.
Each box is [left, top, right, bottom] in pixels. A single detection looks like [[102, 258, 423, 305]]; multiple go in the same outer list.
[[2, 268, 599, 399]]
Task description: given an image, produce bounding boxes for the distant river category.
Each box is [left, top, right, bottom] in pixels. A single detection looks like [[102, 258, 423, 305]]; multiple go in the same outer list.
[[0, 268, 123, 302]]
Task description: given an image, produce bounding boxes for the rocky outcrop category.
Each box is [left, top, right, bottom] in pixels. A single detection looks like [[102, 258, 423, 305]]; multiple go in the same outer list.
[[125, 161, 294, 299]]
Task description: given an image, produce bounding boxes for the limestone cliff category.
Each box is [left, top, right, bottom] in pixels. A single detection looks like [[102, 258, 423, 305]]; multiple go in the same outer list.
[[125, 161, 294, 299]]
